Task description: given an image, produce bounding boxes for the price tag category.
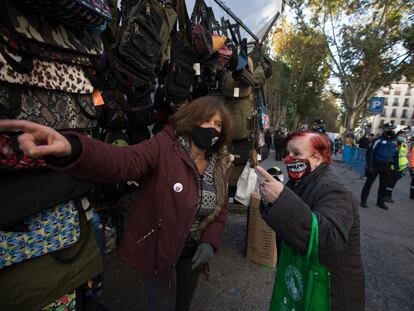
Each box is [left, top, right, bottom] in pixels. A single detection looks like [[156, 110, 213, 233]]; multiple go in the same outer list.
[[193, 63, 201, 76], [257, 154, 262, 161], [234, 87, 240, 97], [92, 89, 104, 106]]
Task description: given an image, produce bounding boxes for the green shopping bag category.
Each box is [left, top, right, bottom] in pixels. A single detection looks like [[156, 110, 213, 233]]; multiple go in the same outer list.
[[269, 212, 331, 311]]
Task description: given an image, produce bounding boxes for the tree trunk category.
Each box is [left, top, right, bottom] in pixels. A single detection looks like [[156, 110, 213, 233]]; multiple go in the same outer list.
[[344, 111, 356, 133], [293, 114, 302, 131]]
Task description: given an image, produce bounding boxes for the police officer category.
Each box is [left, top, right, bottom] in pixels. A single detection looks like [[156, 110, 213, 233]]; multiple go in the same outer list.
[[312, 119, 326, 133], [312, 119, 334, 153], [360, 122, 397, 209], [385, 130, 409, 202]]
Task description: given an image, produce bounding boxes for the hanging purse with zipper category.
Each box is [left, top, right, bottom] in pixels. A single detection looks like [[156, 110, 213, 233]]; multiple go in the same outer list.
[[165, 0, 197, 104], [0, 82, 97, 130], [117, 0, 166, 85]]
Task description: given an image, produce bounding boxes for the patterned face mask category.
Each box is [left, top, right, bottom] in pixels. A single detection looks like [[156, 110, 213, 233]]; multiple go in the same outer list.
[[284, 155, 312, 181]]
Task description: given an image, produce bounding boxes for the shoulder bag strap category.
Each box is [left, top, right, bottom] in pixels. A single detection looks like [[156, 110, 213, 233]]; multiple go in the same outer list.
[[176, 0, 193, 44], [306, 212, 319, 264]]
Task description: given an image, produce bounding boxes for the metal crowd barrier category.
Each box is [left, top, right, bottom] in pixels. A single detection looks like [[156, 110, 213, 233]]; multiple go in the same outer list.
[[342, 146, 366, 178]]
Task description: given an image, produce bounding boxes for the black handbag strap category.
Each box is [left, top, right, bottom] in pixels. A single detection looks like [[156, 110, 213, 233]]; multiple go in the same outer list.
[[175, 0, 193, 44], [0, 44, 34, 74]]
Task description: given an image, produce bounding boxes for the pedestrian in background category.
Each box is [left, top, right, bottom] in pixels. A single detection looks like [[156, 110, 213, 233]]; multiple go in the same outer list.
[[265, 129, 272, 154], [360, 123, 397, 210], [345, 134, 355, 147], [334, 138, 342, 156], [257, 131, 365, 311], [0, 96, 234, 311], [385, 130, 409, 203], [358, 134, 371, 149], [274, 129, 285, 161]]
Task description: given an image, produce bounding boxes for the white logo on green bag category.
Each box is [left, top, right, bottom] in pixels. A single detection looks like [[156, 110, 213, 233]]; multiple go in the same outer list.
[[285, 265, 304, 301]]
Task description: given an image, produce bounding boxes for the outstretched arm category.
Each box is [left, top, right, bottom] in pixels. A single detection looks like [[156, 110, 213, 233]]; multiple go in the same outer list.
[[0, 119, 160, 182]]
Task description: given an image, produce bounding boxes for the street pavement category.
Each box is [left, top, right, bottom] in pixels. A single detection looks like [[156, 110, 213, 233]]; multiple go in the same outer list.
[[99, 150, 414, 310]]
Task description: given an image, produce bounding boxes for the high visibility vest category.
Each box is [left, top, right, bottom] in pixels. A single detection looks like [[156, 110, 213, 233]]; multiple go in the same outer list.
[[391, 143, 409, 171]]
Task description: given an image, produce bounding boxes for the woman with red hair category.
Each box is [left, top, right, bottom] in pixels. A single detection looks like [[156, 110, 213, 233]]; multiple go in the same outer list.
[[256, 131, 365, 311]]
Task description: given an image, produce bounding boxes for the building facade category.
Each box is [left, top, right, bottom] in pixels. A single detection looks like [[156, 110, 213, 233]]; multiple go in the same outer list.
[[368, 78, 414, 134]]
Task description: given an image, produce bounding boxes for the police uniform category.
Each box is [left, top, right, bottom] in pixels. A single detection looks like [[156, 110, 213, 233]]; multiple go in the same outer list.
[[386, 140, 409, 200], [360, 126, 397, 209]]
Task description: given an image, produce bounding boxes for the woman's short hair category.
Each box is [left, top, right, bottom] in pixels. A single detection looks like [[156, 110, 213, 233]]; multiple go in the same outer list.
[[169, 96, 233, 152], [283, 131, 332, 164]]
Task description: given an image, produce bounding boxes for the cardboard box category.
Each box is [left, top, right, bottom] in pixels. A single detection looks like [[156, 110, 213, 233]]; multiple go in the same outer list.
[[246, 192, 277, 268]]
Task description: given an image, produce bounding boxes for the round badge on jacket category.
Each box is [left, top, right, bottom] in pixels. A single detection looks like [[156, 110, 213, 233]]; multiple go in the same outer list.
[[173, 183, 183, 192]]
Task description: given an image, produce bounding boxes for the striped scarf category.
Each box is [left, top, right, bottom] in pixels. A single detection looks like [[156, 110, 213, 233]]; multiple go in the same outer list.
[[178, 136, 217, 237]]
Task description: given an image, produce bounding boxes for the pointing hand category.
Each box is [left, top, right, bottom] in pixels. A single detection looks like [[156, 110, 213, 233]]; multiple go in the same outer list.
[[0, 120, 72, 158]]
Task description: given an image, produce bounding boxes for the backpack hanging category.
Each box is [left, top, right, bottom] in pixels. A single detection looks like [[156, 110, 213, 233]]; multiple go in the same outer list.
[[117, 0, 171, 85], [225, 95, 254, 140]]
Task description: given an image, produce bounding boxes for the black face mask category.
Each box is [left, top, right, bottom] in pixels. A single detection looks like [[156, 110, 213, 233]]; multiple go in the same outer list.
[[384, 130, 395, 139], [191, 126, 219, 150]]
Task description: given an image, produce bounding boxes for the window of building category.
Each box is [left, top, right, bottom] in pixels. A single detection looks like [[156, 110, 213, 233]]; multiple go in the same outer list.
[[406, 87, 411, 96], [404, 98, 409, 107], [391, 109, 397, 117], [394, 86, 401, 95], [401, 121, 405, 125], [393, 98, 399, 106], [384, 98, 388, 106], [381, 108, 386, 117], [379, 119, 385, 128], [383, 87, 390, 95], [401, 109, 408, 118]]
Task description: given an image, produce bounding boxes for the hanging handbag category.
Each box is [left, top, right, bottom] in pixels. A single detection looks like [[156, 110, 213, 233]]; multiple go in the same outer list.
[[0, 48, 94, 94], [0, 168, 91, 226], [269, 212, 331, 311], [118, 0, 166, 84], [191, 0, 213, 59], [166, 0, 197, 103], [0, 200, 81, 270], [222, 71, 252, 99], [224, 95, 254, 140], [2, 1, 104, 57], [0, 83, 97, 130], [15, 0, 112, 29]]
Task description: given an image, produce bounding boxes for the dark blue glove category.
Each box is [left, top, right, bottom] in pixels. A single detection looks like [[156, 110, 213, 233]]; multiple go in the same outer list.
[[191, 243, 214, 270]]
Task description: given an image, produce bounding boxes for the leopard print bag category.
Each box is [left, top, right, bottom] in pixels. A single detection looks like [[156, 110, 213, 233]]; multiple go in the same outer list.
[[0, 49, 94, 94]]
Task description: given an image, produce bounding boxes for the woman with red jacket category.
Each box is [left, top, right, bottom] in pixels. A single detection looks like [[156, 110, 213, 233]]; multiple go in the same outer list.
[[0, 96, 234, 311]]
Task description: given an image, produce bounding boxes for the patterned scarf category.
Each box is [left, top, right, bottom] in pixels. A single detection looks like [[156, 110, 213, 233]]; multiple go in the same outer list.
[[178, 136, 217, 237]]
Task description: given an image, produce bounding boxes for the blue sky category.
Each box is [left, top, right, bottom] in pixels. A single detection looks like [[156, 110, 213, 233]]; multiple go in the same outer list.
[[186, 0, 284, 42]]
